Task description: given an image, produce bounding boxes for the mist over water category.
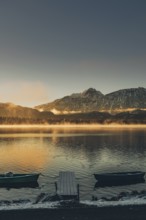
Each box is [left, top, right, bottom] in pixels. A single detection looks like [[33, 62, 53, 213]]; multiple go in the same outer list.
[[0, 126, 146, 202]]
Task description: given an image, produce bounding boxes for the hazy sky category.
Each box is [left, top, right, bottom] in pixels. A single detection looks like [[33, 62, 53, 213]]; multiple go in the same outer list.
[[0, 0, 146, 107]]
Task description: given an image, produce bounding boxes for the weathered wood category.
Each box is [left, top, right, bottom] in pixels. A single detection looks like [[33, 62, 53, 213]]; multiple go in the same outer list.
[[57, 171, 78, 199]]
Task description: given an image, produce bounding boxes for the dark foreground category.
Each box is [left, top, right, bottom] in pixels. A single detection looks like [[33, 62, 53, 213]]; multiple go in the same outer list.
[[0, 205, 146, 220]]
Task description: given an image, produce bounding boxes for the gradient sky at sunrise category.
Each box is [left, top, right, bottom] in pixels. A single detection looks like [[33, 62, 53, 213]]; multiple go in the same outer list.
[[0, 0, 146, 107]]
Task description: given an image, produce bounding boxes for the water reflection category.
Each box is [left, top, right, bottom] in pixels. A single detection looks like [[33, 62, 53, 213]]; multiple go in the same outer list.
[[0, 128, 146, 174], [0, 138, 55, 172], [0, 127, 146, 200]]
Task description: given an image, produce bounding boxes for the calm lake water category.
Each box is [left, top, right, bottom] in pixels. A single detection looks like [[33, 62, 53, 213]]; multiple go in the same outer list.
[[0, 126, 146, 202]]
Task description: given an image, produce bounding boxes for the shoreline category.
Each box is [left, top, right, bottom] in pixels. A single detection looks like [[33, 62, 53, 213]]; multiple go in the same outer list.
[[0, 123, 146, 129], [1, 204, 146, 220]]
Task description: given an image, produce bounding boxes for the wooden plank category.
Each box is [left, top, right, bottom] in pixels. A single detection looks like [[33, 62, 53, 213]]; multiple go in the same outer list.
[[57, 171, 78, 197]]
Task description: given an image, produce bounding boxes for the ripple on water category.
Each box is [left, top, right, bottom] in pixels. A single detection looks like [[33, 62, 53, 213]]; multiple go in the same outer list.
[[0, 127, 146, 201]]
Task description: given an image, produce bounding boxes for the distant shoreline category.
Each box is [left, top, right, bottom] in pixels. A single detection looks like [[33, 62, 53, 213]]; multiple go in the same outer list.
[[0, 124, 146, 129]]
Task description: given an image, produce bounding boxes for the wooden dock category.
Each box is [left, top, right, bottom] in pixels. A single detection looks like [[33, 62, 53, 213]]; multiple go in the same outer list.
[[56, 171, 79, 200]]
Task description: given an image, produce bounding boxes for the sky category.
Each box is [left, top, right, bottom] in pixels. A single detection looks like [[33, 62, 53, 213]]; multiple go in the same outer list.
[[0, 0, 146, 107]]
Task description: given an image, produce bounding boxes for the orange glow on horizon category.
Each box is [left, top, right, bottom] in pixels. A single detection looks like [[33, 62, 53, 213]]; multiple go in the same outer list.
[[0, 123, 146, 129]]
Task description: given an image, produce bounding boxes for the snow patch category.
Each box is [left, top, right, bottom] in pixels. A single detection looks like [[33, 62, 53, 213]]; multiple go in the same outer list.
[[1, 196, 146, 210], [0, 201, 60, 211], [81, 196, 146, 207]]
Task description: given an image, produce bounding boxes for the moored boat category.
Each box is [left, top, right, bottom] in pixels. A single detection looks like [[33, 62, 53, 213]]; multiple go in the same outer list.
[[94, 171, 145, 183], [0, 172, 40, 185], [94, 178, 145, 188]]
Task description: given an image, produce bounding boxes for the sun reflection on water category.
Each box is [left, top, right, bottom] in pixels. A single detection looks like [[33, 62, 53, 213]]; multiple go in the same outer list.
[[0, 139, 55, 173]]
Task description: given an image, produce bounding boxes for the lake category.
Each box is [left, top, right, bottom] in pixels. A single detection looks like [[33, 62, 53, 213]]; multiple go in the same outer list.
[[0, 125, 146, 203]]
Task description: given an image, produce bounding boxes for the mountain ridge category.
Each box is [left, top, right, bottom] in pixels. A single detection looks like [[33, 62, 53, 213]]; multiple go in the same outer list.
[[35, 87, 146, 113], [0, 102, 54, 124], [0, 87, 146, 124]]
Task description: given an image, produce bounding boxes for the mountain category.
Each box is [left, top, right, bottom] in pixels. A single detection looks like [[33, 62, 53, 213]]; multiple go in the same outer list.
[[36, 88, 104, 113], [0, 103, 53, 124], [1, 102, 146, 125], [35, 87, 146, 113], [103, 87, 146, 111]]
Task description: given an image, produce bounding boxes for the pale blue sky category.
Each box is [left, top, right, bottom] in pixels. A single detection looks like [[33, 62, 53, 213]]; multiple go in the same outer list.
[[0, 0, 146, 106]]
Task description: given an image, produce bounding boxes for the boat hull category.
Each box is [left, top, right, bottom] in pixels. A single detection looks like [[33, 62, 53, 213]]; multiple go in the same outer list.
[[0, 173, 40, 184], [94, 178, 145, 188], [94, 171, 145, 183]]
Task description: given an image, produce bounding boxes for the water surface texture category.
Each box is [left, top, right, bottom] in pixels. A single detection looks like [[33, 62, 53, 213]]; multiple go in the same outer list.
[[0, 126, 146, 201]]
